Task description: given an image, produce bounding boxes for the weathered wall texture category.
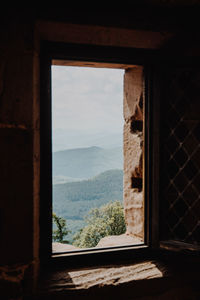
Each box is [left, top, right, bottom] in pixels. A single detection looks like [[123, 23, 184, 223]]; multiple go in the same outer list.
[[123, 67, 144, 240], [0, 19, 40, 298]]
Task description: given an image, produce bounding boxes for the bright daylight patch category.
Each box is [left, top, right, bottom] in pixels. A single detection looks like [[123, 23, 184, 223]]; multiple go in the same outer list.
[[52, 65, 139, 253]]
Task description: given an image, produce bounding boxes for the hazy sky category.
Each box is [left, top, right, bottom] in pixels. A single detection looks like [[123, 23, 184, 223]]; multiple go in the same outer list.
[[51, 66, 124, 136]]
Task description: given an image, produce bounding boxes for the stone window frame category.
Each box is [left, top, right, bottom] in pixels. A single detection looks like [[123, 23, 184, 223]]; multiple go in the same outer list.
[[39, 41, 155, 268]]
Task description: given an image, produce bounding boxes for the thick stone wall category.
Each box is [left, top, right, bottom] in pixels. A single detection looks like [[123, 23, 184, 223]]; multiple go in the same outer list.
[[0, 19, 40, 298], [123, 67, 144, 240]]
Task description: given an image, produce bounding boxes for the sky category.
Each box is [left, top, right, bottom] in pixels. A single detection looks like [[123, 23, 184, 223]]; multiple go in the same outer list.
[[51, 65, 124, 151]]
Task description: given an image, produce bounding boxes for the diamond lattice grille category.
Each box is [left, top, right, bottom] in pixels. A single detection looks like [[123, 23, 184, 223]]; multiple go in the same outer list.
[[161, 69, 200, 245]]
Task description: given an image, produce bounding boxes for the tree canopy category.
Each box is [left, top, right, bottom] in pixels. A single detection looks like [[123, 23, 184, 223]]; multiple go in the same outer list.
[[52, 212, 70, 243], [73, 200, 126, 248]]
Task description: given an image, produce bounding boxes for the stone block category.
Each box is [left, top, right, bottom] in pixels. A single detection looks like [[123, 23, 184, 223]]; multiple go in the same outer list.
[[123, 67, 144, 240], [124, 191, 144, 238], [123, 67, 143, 122]]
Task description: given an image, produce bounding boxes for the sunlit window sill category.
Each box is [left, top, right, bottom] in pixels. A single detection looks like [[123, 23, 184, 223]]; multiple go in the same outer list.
[[35, 254, 200, 300]]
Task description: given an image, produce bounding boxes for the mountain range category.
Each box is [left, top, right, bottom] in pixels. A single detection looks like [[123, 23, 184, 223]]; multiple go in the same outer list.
[[53, 146, 123, 182], [52, 129, 123, 152]]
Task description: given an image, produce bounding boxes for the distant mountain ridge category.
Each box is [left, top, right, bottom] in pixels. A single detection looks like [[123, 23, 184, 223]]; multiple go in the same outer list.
[[53, 146, 123, 180], [52, 129, 123, 152]]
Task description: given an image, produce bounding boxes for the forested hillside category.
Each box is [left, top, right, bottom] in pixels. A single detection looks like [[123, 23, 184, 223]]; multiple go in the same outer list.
[[53, 169, 123, 242]]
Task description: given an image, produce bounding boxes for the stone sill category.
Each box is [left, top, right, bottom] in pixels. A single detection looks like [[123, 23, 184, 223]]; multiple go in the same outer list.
[[35, 256, 200, 300], [52, 234, 142, 254]]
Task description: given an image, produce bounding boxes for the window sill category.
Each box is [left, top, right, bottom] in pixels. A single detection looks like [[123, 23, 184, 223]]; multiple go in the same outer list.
[[37, 260, 166, 299], [35, 253, 200, 300]]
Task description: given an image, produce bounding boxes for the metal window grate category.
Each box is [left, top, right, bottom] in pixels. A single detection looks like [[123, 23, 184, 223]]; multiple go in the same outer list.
[[160, 69, 200, 245]]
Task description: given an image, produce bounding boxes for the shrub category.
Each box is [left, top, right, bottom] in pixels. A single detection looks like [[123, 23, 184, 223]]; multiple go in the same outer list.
[[52, 212, 70, 243], [73, 201, 126, 248]]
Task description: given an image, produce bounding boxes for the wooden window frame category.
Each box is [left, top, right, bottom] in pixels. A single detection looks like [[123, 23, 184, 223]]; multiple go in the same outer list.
[[156, 64, 200, 253], [149, 63, 200, 254], [39, 41, 159, 269]]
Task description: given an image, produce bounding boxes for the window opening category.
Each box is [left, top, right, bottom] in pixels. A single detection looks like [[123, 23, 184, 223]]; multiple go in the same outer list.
[[51, 62, 145, 254]]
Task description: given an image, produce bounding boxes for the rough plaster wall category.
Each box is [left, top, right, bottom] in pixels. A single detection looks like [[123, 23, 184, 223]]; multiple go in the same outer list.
[[123, 67, 144, 239]]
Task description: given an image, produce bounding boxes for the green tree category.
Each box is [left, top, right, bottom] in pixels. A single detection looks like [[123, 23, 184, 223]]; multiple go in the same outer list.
[[52, 212, 70, 243], [73, 201, 126, 248]]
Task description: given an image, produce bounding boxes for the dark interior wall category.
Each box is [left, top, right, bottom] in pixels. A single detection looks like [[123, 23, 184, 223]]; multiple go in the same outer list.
[[0, 17, 40, 297], [0, 7, 200, 299]]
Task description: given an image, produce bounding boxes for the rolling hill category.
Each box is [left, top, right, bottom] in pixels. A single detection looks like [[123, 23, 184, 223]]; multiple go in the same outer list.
[[53, 146, 123, 181]]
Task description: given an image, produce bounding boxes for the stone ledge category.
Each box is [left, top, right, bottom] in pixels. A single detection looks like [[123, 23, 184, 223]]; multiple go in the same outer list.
[[52, 243, 80, 253], [52, 234, 142, 254], [41, 261, 164, 291], [36, 260, 168, 299], [34, 257, 200, 300], [96, 234, 142, 248]]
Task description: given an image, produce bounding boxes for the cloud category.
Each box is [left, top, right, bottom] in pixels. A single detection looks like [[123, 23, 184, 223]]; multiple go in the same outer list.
[[51, 66, 124, 134]]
